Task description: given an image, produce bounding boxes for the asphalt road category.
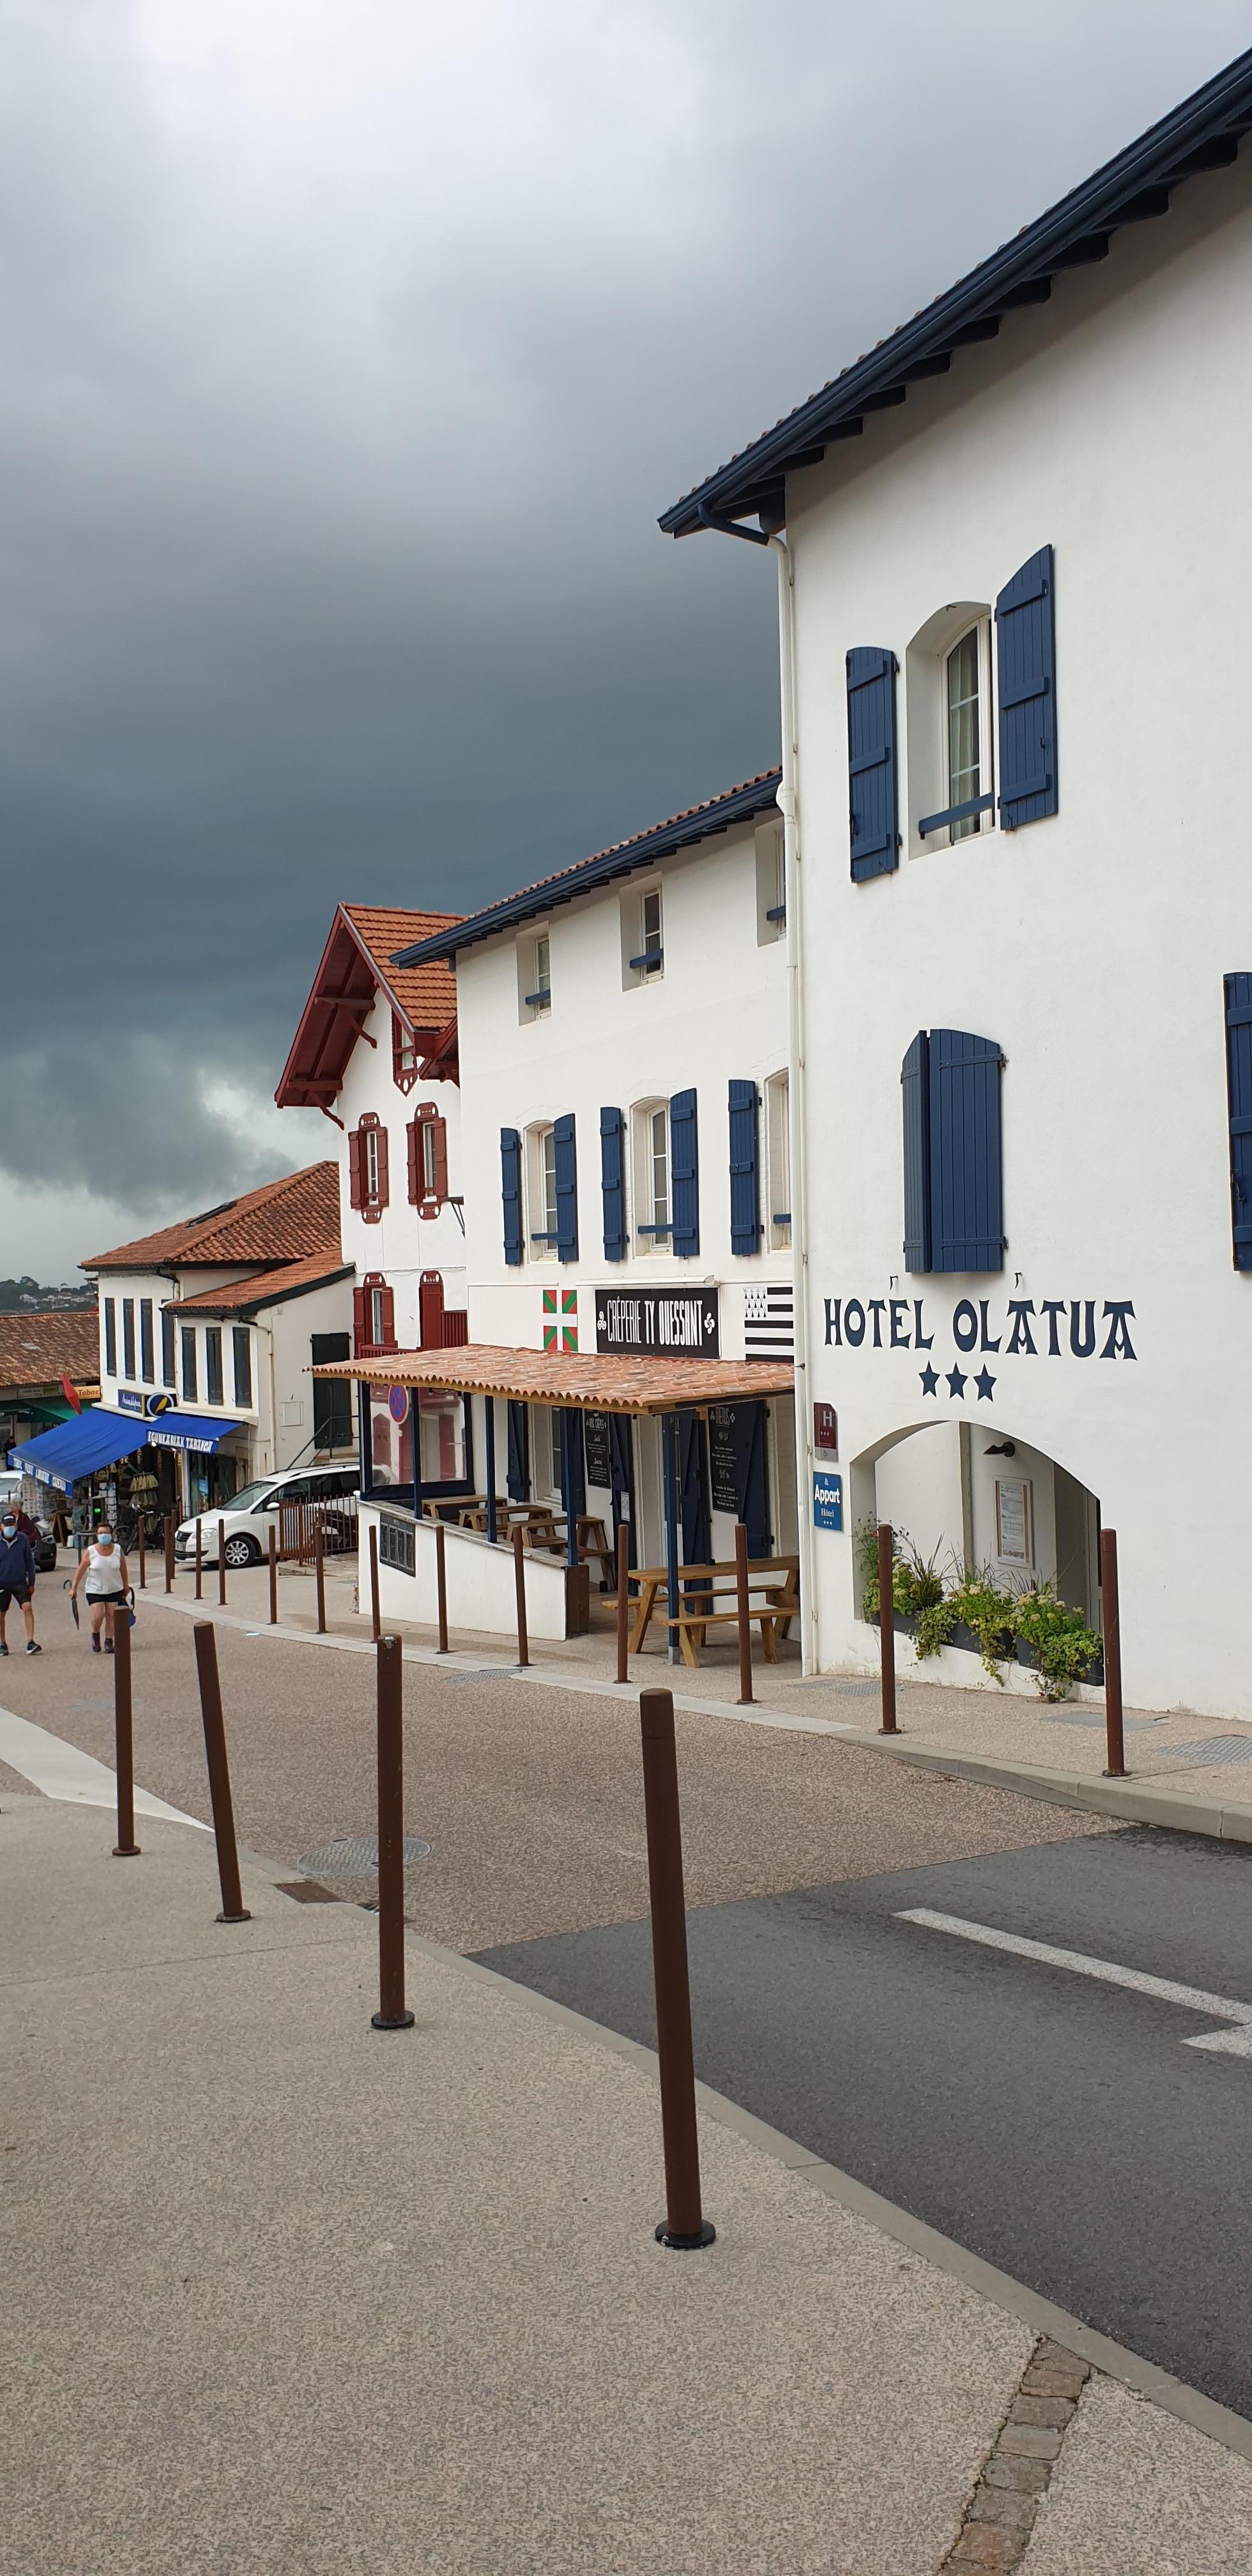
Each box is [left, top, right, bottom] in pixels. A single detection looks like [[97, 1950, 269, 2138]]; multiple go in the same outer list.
[[478, 1825, 1252, 2419]]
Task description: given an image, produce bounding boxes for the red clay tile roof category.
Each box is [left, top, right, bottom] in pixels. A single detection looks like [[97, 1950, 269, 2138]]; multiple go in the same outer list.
[[311, 1342, 794, 1416], [176, 1250, 353, 1316], [0, 1308, 100, 1390], [275, 905, 460, 1110], [83, 1162, 341, 1273]]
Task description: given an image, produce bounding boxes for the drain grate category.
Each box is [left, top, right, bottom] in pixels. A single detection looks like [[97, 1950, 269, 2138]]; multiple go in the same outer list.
[[297, 1835, 431, 1876], [277, 1879, 342, 1904], [1160, 1736, 1252, 1767], [826, 1682, 879, 1701], [437, 1667, 517, 1682], [1042, 1706, 1156, 1731]]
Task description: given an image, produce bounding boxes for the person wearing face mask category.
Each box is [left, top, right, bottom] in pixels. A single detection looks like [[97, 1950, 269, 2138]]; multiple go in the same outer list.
[[0, 1512, 40, 1655], [70, 1524, 130, 1655]]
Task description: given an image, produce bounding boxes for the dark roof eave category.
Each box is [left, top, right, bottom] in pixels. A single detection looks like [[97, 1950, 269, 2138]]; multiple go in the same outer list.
[[660, 48, 1252, 535], [391, 770, 782, 967]]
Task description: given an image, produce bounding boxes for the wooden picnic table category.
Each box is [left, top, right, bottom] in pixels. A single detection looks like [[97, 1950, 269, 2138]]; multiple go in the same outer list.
[[629, 1555, 800, 1667], [439, 1496, 615, 1584]]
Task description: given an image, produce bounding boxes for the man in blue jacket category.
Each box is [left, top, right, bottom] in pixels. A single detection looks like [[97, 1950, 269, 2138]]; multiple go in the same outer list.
[[0, 1512, 40, 1655]]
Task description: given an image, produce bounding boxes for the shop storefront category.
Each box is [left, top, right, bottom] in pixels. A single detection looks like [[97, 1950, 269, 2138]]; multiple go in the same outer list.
[[14, 1403, 243, 1539]]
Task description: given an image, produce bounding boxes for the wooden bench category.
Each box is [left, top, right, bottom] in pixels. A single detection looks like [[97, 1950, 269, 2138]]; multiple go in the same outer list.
[[629, 1557, 800, 1667]]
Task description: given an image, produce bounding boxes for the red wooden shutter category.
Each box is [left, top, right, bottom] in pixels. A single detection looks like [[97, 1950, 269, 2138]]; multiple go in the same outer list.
[[353, 1285, 367, 1353], [374, 1124, 390, 1210], [407, 1119, 420, 1205], [381, 1285, 396, 1349], [348, 1128, 363, 1209], [431, 1116, 448, 1204], [419, 1271, 444, 1349]]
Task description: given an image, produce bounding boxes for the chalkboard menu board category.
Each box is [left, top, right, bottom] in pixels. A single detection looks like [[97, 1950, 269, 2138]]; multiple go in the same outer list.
[[708, 1406, 739, 1516], [584, 1411, 612, 1491]]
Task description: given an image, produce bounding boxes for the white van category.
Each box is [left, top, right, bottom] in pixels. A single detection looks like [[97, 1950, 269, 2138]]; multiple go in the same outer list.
[[174, 1464, 358, 1568]]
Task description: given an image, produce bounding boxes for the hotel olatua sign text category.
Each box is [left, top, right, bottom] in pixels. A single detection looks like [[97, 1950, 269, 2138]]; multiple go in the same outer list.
[[595, 1286, 720, 1358], [824, 1291, 1137, 1397]]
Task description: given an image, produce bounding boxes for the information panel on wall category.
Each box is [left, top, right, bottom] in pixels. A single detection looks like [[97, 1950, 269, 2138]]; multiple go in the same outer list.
[[583, 1411, 612, 1491], [594, 1286, 720, 1358], [708, 1406, 738, 1515]]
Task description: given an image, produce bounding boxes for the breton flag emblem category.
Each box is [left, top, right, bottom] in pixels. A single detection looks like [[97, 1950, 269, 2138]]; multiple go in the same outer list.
[[744, 1281, 794, 1358], [544, 1287, 578, 1353]]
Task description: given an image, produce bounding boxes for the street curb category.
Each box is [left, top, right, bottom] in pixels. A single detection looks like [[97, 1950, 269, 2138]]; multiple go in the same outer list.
[[411, 1927, 1252, 2472], [839, 1732, 1252, 1846]]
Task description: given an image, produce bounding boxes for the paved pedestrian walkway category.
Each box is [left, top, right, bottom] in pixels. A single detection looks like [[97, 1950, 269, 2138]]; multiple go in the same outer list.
[[4, 1787, 1251, 2573], [144, 1555, 1252, 1844]]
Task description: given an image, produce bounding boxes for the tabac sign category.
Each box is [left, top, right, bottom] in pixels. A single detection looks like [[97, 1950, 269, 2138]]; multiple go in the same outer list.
[[823, 1291, 1137, 1403], [595, 1287, 720, 1358]]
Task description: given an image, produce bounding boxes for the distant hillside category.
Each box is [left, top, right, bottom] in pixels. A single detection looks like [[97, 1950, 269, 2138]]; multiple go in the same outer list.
[[0, 1277, 95, 1314]]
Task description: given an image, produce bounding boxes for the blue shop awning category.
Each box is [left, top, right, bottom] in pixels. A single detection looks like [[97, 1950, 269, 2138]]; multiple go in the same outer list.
[[13, 1407, 149, 1492], [141, 1410, 241, 1455]]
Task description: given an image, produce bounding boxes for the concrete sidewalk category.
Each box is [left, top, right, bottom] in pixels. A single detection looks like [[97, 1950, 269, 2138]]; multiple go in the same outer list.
[[4, 1791, 1252, 2573], [148, 1557, 1252, 1846]]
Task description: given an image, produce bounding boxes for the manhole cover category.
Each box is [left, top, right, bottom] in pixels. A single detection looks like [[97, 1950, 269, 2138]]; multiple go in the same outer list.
[[297, 1836, 431, 1876], [1160, 1737, 1252, 1767]]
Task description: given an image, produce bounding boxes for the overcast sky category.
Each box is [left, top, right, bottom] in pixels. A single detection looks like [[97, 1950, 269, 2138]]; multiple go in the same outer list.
[[3, 0, 1246, 1278]]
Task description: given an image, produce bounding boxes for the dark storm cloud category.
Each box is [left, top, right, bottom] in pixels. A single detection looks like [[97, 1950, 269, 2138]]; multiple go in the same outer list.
[[2, 0, 1247, 1238]]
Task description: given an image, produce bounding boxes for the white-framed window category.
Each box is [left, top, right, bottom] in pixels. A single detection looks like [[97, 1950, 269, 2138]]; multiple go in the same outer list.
[[765, 1072, 791, 1250], [420, 1121, 438, 1196], [631, 1100, 670, 1250], [945, 624, 993, 844], [755, 820, 786, 944], [363, 1124, 381, 1199], [905, 603, 995, 858], [527, 1123, 558, 1259], [622, 883, 664, 988], [370, 1284, 388, 1346], [519, 928, 552, 1022]]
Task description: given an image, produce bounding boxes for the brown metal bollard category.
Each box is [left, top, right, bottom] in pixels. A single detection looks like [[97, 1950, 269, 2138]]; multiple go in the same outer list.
[[1101, 1527, 1126, 1778], [639, 1687, 714, 2250], [164, 1511, 174, 1593], [513, 1522, 530, 1667], [268, 1521, 278, 1625], [877, 1522, 898, 1735], [368, 1521, 381, 1643], [137, 1521, 146, 1591], [111, 1606, 141, 1859], [315, 1520, 326, 1634], [217, 1518, 227, 1606], [434, 1517, 449, 1655], [615, 1519, 630, 1683], [734, 1521, 754, 1706], [191, 1622, 252, 1923], [195, 1517, 203, 1600], [372, 1634, 415, 2030]]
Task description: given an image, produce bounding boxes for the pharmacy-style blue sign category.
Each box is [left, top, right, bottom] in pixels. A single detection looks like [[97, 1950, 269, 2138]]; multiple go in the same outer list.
[[813, 1471, 843, 1532]]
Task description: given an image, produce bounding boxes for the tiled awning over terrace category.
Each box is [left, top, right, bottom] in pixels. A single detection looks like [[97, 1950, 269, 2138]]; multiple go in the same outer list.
[[309, 1343, 793, 1414]]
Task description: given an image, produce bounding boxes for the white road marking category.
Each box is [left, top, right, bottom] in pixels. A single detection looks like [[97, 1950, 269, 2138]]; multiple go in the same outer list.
[[896, 1905, 1252, 2057], [0, 1706, 208, 1828]]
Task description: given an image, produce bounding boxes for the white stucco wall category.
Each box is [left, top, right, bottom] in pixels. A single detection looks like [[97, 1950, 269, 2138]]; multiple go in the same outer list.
[[785, 150, 1252, 1715], [358, 1498, 569, 1641]]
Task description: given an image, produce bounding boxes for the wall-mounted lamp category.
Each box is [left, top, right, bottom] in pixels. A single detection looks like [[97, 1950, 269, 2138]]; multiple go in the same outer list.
[[984, 1440, 1016, 1458]]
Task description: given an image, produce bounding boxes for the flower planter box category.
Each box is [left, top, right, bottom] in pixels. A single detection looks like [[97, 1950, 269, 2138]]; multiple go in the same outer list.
[[871, 1607, 1104, 1690]]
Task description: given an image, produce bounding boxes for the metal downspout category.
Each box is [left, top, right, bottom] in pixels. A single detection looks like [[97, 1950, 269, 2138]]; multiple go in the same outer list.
[[768, 533, 819, 1677]]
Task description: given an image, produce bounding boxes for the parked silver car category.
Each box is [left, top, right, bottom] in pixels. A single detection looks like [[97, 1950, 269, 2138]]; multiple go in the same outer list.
[[174, 1466, 359, 1568]]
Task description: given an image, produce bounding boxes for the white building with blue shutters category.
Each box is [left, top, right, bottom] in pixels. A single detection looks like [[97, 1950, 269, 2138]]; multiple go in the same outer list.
[[391, 774, 799, 1576], [661, 47, 1252, 1717]]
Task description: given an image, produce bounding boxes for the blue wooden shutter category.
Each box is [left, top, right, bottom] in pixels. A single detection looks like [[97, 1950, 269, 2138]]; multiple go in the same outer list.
[[501, 1127, 523, 1267], [678, 1414, 710, 1571], [554, 1112, 578, 1262], [600, 1107, 626, 1261], [996, 545, 1057, 829], [728, 1080, 761, 1256], [506, 1400, 530, 1499], [846, 647, 900, 882], [669, 1088, 699, 1257], [731, 1403, 772, 1557], [929, 1030, 1005, 1273], [901, 1032, 931, 1273], [1225, 975, 1252, 1269]]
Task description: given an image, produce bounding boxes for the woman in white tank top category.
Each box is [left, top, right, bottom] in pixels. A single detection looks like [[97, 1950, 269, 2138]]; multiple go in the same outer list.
[[70, 1526, 130, 1654]]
